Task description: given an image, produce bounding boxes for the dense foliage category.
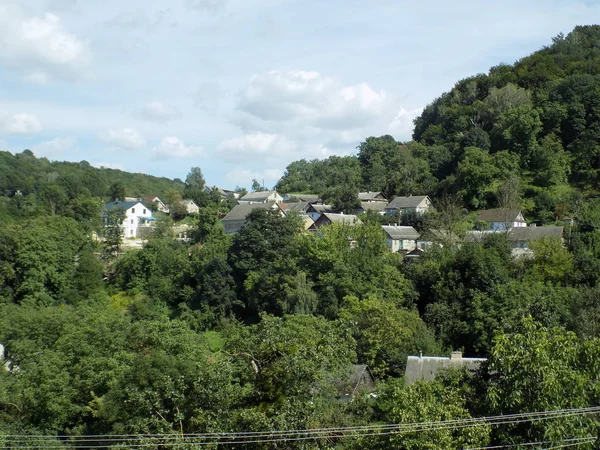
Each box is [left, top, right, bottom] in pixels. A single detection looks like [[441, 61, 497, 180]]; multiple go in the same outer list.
[[4, 26, 600, 449]]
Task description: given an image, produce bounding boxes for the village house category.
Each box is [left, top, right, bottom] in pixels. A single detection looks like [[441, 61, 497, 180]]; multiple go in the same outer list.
[[144, 195, 170, 213], [382, 225, 420, 252], [221, 202, 282, 233], [308, 213, 362, 231], [238, 190, 283, 204], [355, 201, 387, 215], [404, 351, 487, 385], [306, 203, 332, 222], [358, 191, 388, 202], [282, 193, 321, 203], [103, 201, 155, 239], [205, 186, 241, 201], [183, 199, 199, 215], [477, 209, 527, 231], [280, 201, 312, 216], [385, 195, 433, 216]]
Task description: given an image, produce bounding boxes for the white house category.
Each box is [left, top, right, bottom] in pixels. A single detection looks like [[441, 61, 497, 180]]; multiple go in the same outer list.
[[104, 201, 155, 238], [477, 209, 527, 231], [145, 195, 170, 213], [183, 199, 199, 214], [382, 225, 420, 252], [238, 190, 283, 204], [386, 195, 433, 216]]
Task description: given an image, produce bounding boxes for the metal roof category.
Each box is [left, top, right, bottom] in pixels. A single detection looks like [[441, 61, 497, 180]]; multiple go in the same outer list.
[[477, 209, 525, 223], [386, 195, 429, 210], [222, 202, 278, 221], [358, 191, 387, 202], [382, 225, 420, 240], [104, 201, 142, 211]]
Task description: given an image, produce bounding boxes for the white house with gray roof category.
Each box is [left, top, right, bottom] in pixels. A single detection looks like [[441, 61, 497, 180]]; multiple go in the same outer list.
[[404, 351, 487, 385], [385, 195, 433, 216], [238, 190, 283, 204], [221, 202, 282, 233], [103, 201, 155, 238], [308, 213, 361, 231], [382, 225, 420, 252]]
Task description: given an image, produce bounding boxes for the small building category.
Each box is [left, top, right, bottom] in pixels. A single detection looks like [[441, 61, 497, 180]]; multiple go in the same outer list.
[[103, 201, 155, 239], [238, 190, 283, 204], [382, 225, 420, 252], [144, 195, 170, 213], [306, 203, 332, 222], [280, 201, 312, 216], [358, 192, 387, 203], [477, 209, 527, 231], [205, 186, 241, 201], [355, 201, 387, 216], [337, 365, 376, 400], [221, 202, 282, 233], [404, 351, 487, 385], [464, 226, 564, 257], [183, 199, 199, 215], [386, 195, 433, 216], [282, 193, 321, 203], [172, 224, 193, 242], [309, 213, 362, 231]]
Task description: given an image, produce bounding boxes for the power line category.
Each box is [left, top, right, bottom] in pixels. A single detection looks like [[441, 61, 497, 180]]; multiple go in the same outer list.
[[1, 407, 598, 448], [465, 437, 596, 450]]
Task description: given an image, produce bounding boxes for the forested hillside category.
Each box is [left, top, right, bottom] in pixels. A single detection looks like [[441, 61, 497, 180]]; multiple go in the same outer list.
[[3, 26, 600, 449]]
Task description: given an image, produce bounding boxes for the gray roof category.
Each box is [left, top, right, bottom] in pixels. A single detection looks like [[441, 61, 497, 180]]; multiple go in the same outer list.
[[285, 194, 321, 203], [222, 202, 277, 221], [382, 225, 420, 240], [404, 352, 487, 385], [386, 195, 429, 210], [464, 227, 564, 243], [239, 190, 279, 202], [358, 191, 387, 202], [318, 213, 361, 226], [104, 201, 142, 211], [509, 226, 564, 241], [337, 365, 376, 396], [307, 204, 332, 213], [183, 199, 197, 206], [281, 202, 310, 214], [356, 202, 387, 213], [477, 209, 525, 223]]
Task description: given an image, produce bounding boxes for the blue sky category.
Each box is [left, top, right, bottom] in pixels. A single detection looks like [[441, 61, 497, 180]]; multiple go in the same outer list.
[[0, 0, 599, 189]]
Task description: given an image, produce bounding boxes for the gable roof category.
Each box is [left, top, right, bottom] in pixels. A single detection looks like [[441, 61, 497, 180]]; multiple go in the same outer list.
[[358, 191, 387, 202], [509, 226, 564, 241], [307, 204, 332, 213], [477, 209, 525, 223], [356, 202, 387, 213], [386, 195, 430, 210], [104, 201, 142, 211], [337, 365, 376, 396], [281, 202, 310, 214], [222, 202, 278, 221], [404, 352, 487, 385], [239, 190, 279, 202], [319, 213, 361, 226], [382, 225, 420, 240]]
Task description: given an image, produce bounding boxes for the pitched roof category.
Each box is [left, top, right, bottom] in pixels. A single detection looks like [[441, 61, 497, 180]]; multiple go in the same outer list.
[[356, 202, 387, 213], [382, 225, 420, 240], [222, 202, 277, 221], [509, 226, 564, 241], [386, 195, 429, 210], [358, 191, 387, 202], [104, 201, 142, 211], [183, 199, 197, 206], [404, 352, 487, 385], [284, 193, 321, 203], [239, 190, 279, 202], [337, 365, 376, 396], [320, 213, 361, 225], [281, 202, 310, 214], [307, 204, 332, 213], [477, 209, 525, 223]]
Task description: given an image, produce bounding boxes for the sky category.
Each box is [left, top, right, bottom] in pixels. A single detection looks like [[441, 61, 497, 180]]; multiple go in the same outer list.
[[0, 0, 599, 189]]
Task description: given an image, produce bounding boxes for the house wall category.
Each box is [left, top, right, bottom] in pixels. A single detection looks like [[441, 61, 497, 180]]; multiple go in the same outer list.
[[489, 221, 527, 231], [122, 204, 153, 238], [401, 239, 417, 251], [223, 219, 245, 234]]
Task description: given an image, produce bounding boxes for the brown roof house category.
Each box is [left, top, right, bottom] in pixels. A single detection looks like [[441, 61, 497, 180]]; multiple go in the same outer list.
[[221, 202, 282, 234], [386, 195, 433, 217], [404, 351, 487, 385]]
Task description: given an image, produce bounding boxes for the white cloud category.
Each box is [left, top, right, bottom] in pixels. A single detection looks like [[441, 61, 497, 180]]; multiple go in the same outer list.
[[186, 0, 227, 13], [0, 139, 9, 150], [91, 161, 125, 171], [152, 136, 204, 159], [219, 132, 295, 161], [0, 4, 92, 82], [0, 112, 42, 135], [99, 128, 145, 149], [23, 71, 51, 85], [31, 136, 77, 158], [225, 167, 283, 189], [193, 81, 225, 112], [137, 101, 179, 122]]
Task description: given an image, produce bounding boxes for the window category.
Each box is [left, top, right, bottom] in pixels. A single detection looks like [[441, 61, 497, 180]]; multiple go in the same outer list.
[[132, 208, 135, 213], [143, 208, 146, 214], [130, 230, 134, 236], [130, 219, 133, 224]]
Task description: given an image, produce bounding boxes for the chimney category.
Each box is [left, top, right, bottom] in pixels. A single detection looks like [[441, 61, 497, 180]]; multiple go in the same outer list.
[[451, 350, 462, 360], [419, 349, 423, 359], [340, 212, 344, 215]]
